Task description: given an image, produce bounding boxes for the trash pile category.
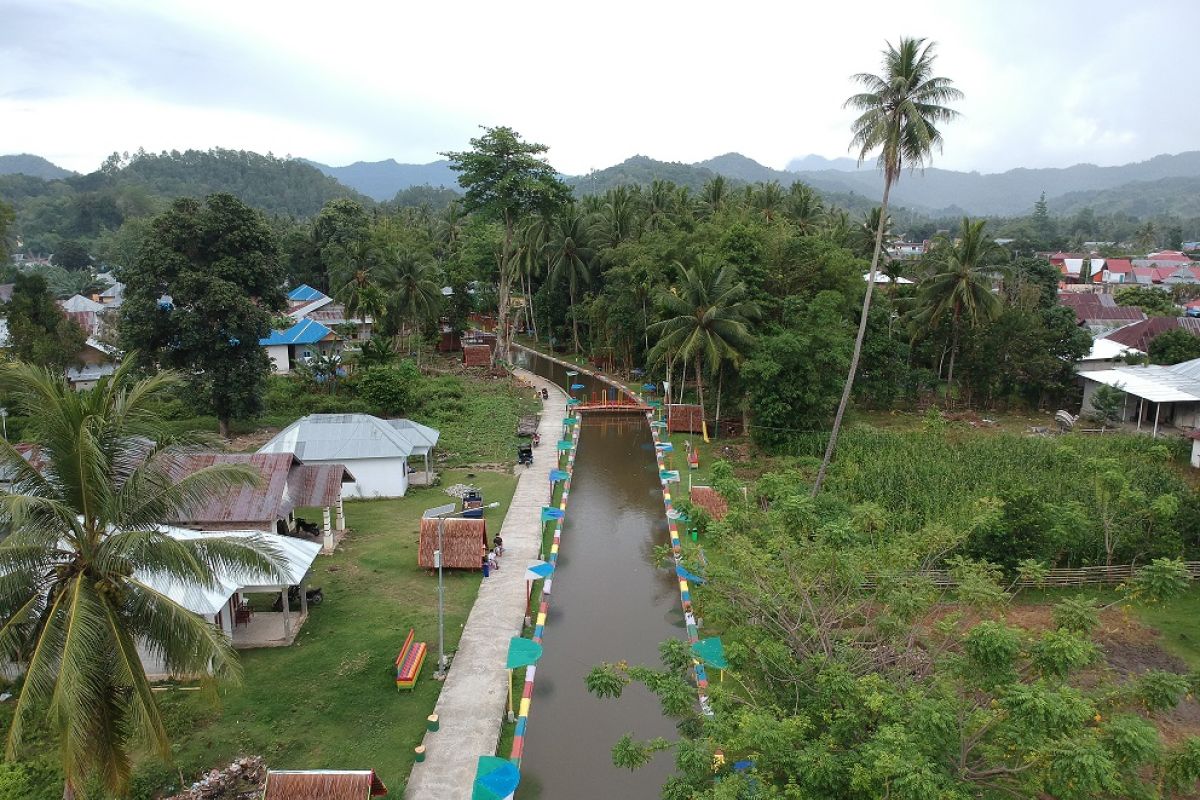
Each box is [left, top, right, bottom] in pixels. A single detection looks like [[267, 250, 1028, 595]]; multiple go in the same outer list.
[[165, 756, 266, 800]]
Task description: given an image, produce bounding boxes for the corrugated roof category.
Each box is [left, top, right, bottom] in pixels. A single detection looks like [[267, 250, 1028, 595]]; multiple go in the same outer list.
[[167, 453, 350, 525], [1083, 336, 1141, 361], [264, 770, 387, 799], [387, 419, 440, 456], [60, 294, 104, 313], [260, 319, 336, 347], [1057, 292, 1146, 324], [287, 284, 328, 303], [259, 414, 432, 462], [1105, 318, 1200, 352], [1084, 366, 1200, 403]]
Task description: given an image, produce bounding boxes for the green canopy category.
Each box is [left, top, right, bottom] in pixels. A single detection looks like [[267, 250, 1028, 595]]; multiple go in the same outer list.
[[506, 637, 543, 669], [562, 417, 577, 426], [646, 400, 663, 408], [557, 440, 574, 451], [691, 636, 728, 670]]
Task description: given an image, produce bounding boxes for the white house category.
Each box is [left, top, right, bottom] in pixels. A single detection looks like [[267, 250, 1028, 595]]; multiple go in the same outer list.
[[1080, 357, 1200, 436], [258, 414, 440, 498]]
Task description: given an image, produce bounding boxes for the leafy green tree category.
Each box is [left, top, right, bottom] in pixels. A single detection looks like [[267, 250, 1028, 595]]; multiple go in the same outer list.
[[1031, 191, 1058, 249], [1114, 285, 1177, 316], [545, 205, 595, 352], [356, 362, 419, 415], [648, 260, 760, 424], [814, 37, 962, 495], [0, 201, 15, 262], [443, 126, 571, 360], [911, 217, 1004, 394], [742, 292, 852, 448], [50, 240, 91, 272], [1088, 382, 1126, 426], [5, 273, 86, 371], [0, 362, 282, 798], [120, 193, 285, 437], [355, 334, 397, 369], [1148, 328, 1200, 364]]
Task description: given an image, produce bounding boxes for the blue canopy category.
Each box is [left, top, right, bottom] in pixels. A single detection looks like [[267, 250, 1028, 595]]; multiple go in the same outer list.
[[525, 561, 554, 580], [541, 507, 565, 522], [472, 756, 520, 800], [676, 564, 706, 584], [570, 383, 585, 390], [656, 442, 674, 452], [549, 469, 570, 482], [642, 383, 658, 391]]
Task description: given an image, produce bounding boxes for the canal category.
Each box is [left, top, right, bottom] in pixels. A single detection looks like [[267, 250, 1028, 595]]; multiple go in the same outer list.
[[511, 348, 682, 799]]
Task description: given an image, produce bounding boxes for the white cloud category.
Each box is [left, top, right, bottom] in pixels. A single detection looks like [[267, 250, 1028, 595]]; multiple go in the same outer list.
[[2, 0, 1198, 175]]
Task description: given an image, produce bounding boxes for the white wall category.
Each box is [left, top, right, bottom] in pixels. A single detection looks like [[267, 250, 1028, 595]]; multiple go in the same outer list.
[[312, 457, 409, 498], [266, 345, 290, 375]]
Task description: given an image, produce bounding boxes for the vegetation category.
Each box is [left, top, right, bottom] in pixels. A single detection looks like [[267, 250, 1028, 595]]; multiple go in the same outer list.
[[1116, 285, 1179, 316], [5, 273, 87, 371], [120, 193, 286, 436], [0, 363, 281, 798]]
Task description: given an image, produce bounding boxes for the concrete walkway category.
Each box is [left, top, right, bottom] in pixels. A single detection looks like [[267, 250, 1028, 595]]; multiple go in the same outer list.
[[405, 369, 564, 799]]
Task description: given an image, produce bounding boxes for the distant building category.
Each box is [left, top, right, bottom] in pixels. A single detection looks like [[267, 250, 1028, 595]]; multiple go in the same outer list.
[[260, 319, 342, 375], [285, 284, 373, 343]]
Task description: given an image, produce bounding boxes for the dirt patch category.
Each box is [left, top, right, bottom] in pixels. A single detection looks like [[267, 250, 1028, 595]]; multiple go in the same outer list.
[[1099, 636, 1190, 677], [225, 427, 280, 453]]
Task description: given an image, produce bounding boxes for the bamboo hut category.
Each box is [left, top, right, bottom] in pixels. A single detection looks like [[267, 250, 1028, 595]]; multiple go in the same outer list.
[[463, 344, 491, 367], [418, 517, 487, 569], [667, 403, 705, 433]]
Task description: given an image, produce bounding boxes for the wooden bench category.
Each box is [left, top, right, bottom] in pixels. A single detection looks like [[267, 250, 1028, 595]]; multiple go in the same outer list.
[[395, 629, 427, 690]]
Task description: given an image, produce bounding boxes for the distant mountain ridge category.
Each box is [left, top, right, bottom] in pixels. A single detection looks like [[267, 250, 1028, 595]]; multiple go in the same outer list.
[[0, 154, 74, 180], [303, 158, 458, 201], [301, 149, 1200, 218]]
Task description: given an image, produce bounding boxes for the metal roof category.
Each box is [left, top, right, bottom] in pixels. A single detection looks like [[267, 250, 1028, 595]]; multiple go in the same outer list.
[[387, 418, 440, 456], [60, 294, 104, 313], [138, 526, 322, 616], [1084, 366, 1200, 403], [167, 453, 353, 524], [287, 284, 328, 303], [260, 318, 336, 347], [259, 414, 439, 462], [1083, 336, 1141, 362]]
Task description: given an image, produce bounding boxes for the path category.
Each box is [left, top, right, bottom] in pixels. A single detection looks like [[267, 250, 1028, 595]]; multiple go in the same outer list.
[[405, 369, 564, 799]]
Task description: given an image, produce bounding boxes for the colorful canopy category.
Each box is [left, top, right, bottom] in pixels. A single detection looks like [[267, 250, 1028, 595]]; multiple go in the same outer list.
[[506, 637, 544, 669], [566, 398, 580, 406], [646, 400, 663, 408], [566, 370, 578, 376], [691, 636, 728, 669], [676, 564, 706, 584], [642, 383, 658, 391], [660, 469, 680, 482], [562, 417, 577, 426], [549, 469, 570, 482], [525, 561, 554, 580], [541, 507, 565, 522], [656, 442, 674, 452], [556, 440, 574, 451], [570, 383, 585, 390], [472, 756, 520, 800], [649, 420, 667, 429]]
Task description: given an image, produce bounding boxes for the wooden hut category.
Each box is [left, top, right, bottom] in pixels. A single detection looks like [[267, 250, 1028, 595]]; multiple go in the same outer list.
[[463, 344, 491, 367], [689, 486, 729, 521], [418, 517, 487, 569]]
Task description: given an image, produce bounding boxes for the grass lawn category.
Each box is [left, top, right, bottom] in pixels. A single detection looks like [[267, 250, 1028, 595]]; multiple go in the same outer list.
[[143, 469, 517, 797]]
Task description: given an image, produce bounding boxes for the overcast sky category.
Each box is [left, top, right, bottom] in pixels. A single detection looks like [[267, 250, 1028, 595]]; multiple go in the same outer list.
[[2, 0, 1196, 176]]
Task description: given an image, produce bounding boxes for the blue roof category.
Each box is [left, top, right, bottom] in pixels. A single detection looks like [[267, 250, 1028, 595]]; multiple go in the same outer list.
[[287, 284, 327, 303], [260, 319, 335, 346]]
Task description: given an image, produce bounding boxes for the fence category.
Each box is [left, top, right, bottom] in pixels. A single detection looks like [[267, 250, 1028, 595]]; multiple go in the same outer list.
[[863, 562, 1200, 589]]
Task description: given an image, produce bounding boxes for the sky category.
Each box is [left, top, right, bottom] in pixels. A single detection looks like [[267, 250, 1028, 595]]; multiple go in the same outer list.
[[2, 0, 1197, 177]]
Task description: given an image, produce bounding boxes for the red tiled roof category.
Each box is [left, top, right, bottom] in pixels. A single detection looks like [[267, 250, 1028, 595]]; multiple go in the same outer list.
[[1147, 251, 1191, 263], [1105, 259, 1133, 273]]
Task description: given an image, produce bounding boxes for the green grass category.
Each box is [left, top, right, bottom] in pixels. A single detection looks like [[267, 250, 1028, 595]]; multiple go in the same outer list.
[[142, 469, 518, 797]]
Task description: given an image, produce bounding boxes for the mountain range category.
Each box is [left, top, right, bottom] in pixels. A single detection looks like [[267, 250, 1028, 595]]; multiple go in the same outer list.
[[7, 149, 1200, 220]]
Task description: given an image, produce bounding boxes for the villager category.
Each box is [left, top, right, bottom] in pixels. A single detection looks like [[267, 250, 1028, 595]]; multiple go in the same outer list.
[[541, 388, 549, 400], [487, 550, 499, 571], [493, 535, 504, 556]]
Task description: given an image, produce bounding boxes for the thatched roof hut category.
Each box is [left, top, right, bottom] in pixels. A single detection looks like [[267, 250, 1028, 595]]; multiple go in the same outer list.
[[418, 517, 487, 569], [263, 769, 388, 799], [667, 403, 704, 433], [689, 486, 729, 521], [463, 344, 491, 366]]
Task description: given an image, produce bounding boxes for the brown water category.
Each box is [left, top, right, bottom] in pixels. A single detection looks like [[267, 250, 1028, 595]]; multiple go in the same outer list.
[[513, 349, 682, 799]]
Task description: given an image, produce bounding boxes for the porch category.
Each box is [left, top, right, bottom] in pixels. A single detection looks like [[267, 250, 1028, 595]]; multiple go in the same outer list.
[[231, 609, 310, 649]]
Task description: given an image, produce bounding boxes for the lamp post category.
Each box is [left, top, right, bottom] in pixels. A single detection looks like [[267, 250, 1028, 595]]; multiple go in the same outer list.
[[431, 502, 500, 679], [0, 408, 7, 441]]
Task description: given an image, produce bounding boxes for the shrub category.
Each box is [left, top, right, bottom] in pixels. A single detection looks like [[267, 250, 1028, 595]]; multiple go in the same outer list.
[[355, 362, 420, 416]]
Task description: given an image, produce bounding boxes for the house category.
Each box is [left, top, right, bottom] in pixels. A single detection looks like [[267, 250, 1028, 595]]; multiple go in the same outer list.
[[888, 241, 926, 260], [258, 414, 441, 498], [167, 452, 353, 552], [66, 338, 118, 390], [1056, 293, 1145, 333], [94, 281, 124, 308], [260, 319, 342, 375], [1060, 257, 1103, 283], [61, 293, 106, 336], [137, 526, 323, 668], [1080, 357, 1200, 436], [262, 770, 388, 799], [863, 272, 914, 285], [1141, 250, 1193, 267], [1103, 317, 1200, 353], [1101, 259, 1134, 284], [286, 284, 373, 343], [1077, 334, 1141, 373]]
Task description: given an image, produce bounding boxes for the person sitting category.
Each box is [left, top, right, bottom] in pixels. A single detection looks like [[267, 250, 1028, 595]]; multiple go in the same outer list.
[[493, 535, 504, 556], [487, 549, 499, 571]]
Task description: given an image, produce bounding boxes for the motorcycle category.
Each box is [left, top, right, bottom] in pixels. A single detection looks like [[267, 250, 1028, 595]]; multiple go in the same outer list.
[[273, 585, 324, 611]]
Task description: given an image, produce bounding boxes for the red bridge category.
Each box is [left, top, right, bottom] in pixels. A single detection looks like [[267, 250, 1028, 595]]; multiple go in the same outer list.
[[572, 389, 649, 413]]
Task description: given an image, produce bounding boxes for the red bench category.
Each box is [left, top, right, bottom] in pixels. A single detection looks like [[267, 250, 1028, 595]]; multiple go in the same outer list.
[[395, 629, 428, 690]]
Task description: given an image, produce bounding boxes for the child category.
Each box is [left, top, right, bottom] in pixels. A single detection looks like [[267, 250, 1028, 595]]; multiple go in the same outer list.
[[493, 535, 504, 556], [487, 550, 499, 572]]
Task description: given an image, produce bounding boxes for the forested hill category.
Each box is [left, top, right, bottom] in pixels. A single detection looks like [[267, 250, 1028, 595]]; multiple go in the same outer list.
[[0, 154, 74, 180], [1050, 176, 1200, 218], [0, 149, 371, 253], [304, 158, 458, 201]]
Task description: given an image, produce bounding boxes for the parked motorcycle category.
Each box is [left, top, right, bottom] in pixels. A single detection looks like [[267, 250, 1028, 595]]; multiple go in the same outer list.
[[272, 585, 324, 611]]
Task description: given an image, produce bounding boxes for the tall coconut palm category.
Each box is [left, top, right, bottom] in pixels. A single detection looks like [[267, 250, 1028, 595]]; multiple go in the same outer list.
[[382, 248, 442, 362], [812, 37, 962, 496], [643, 180, 676, 232], [331, 238, 385, 323], [753, 181, 786, 223], [700, 176, 729, 216], [648, 260, 760, 426], [784, 182, 825, 232], [911, 217, 1003, 395], [0, 362, 283, 798], [592, 186, 640, 249], [545, 206, 595, 353], [517, 215, 552, 341]]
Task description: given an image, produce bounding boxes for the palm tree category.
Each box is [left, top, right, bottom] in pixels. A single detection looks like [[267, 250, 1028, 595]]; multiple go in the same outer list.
[[381, 248, 442, 363], [700, 176, 729, 216], [0, 362, 282, 799], [592, 186, 639, 249], [331, 238, 385, 323], [545, 206, 595, 353], [784, 182, 825, 232], [820, 208, 853, 246], [517, 214, 552, 341], [812, 36, 962, 497], [910, 217, 1003, 395], [854, 207, 894, 260], [753, 181, 785, 222], [357, 335, 397, 369], [648, 260, 760, 427], [643, 180, 676, 232]]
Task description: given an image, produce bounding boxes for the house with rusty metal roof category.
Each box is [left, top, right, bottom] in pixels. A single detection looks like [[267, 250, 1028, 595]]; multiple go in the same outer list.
[[258, 414, 440, 498], [263, 769, 387, 799], [166, 452, 354, 553]]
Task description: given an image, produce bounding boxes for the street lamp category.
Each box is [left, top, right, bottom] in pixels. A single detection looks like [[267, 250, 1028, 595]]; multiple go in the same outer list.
[[428, 501, 500, 680]]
